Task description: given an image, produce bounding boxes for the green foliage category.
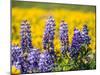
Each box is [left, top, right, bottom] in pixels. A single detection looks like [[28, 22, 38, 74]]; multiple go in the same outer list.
[[52, 45, 96, 71]]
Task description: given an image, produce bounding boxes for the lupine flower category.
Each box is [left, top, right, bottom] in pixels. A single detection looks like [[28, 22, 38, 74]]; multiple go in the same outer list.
[[81, 24, 91, 45], [60, 20, 69, 56], [38, 50, 54, 72], [82, 24, 89, 35], [11, 45, 22, 65], [11, 45, 22, 74], [18, 20, 33, 73], [20, 58, 30, 74], [20, 20, 33, 52], [43, 16, 55, 56], [70, 28, 82, 58], [27, 48, 40, 72], [19, 49, 40, 73], [12, 18, 93, 73]]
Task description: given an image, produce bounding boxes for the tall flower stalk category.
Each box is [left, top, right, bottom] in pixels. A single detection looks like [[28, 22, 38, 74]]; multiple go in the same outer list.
[[39, 16, 56, 72], [70, 28, 82, 58], [43, 16, 55, 56], [59, 20, 69, 57], [81, 24, 91, 45], [20, 20, 33, 53]]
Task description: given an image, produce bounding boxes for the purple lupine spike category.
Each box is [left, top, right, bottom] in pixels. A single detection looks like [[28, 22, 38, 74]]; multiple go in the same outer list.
[[70, 28, 82, 58], [11, 45, 23, 73], [11, 45, 22, 65], [82, 24, 89, 35], [81, 24, 91, 45], [60, 20, 69, 56], [38, 50, 54, 72], [20, 58, 30, 74], [43, 16, 55, 55], [27, 48, 40, 72], [20, 20, 33, 51]]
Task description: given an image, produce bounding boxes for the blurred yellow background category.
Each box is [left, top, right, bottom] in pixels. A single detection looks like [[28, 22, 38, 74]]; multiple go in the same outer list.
[[12, 1, 96, 55]]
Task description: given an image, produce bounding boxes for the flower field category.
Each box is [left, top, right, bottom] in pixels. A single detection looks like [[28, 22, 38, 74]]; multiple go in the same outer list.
[[11, 1, 96, 74]]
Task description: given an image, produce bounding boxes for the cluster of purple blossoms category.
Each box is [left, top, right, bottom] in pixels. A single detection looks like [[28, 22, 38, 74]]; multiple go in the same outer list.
[[27, 48, 40, 72], [43, 16, 56, 56], [38, 16, 55, 72], [38, 50, 54, 72], [19, 48, 40, 73], [59, 20, 69, 56], [81, 24, 91, 45], [13, 61, 22, 70], [12, 20, 40, 73], [19, 20, 34, 73], [12, 18, 56, 73], [69, 25, 91, 58], [69, 28, 83, 58], [59, 22, 91, 59], [11, 45, 22, 70], [11, 17, 91, 73], [82, 24, 89, 35], [20, 20, 33, 52]]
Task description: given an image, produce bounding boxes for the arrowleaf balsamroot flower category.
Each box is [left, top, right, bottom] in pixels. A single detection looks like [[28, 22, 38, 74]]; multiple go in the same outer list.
[[12, 65, 21, 74], [60, 20, 69, 56]]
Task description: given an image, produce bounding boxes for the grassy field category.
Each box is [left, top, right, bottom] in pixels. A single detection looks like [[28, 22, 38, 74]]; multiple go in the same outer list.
[[12, 1, 96, 55]]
